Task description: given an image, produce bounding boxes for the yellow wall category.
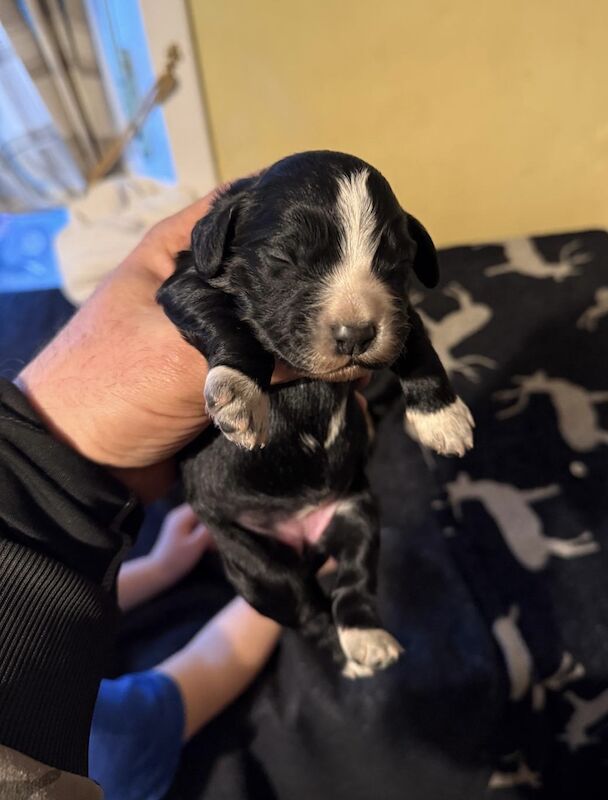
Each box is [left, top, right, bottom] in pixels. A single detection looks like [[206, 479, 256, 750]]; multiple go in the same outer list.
[[188, 0, 608, 246]]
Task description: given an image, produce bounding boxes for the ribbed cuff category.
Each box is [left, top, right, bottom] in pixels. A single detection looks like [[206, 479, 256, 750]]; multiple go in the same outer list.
[[0, 379, 143, 774], [0, 537, 117, 775], [0, 378, 143, 589]]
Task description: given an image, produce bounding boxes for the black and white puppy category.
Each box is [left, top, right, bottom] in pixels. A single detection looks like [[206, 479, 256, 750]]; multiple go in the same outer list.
[[157, 151, 473, 678]]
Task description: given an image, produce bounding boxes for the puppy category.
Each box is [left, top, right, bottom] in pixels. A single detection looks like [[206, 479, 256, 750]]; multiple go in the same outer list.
[[157, 151, 473, 678]]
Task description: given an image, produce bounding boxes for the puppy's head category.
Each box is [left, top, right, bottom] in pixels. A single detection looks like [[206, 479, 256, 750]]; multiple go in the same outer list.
[[192, 151, 438, 378]]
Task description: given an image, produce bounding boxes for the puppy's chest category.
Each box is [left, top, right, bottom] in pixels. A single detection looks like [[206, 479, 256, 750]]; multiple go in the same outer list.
[[264, 382, 365, 485], [232, 384, 366, 549], [188, 381, 368, 551]]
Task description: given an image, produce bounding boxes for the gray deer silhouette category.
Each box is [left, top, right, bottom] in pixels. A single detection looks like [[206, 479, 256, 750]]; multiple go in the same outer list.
[[485, 238, 590, 282], [577, 287, 608, 331], [561, 689, 608, 751], [414, 282, 496, 382], [447, 472, 599, 571], [495, 371, 608, 452], [492, 605, 532, 702], [488, 753, 541, 790]]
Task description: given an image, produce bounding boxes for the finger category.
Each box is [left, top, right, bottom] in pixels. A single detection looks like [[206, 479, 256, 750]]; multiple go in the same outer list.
[[168, 503, 200, 531], [353, 373, 372, 391], [190, 523, 209, 539], [317, 556, 338, 576], [192, 524, 217, 551], [355, 392, 368, 414], [271, 360, 301, 384], [190, 525, 215, 553]]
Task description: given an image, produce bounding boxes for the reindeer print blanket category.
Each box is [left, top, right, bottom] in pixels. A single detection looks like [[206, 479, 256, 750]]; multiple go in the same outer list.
[[2, 229, 608, 800], [413, 229, 608, 797]]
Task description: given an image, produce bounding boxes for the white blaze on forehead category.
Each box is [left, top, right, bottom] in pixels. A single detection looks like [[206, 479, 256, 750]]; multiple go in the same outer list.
[[311, 167, 398, 371], [335, 169, 379, 278]]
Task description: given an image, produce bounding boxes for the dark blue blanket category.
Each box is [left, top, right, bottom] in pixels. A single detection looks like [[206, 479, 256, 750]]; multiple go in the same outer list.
[[2, 230, 607, 799]]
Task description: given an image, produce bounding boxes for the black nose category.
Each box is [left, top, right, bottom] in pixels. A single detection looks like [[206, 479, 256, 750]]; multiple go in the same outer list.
[[332, 323, 377, 356]]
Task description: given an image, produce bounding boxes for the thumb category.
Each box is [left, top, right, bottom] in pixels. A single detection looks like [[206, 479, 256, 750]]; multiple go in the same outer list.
[[191, 524, 215, 550], [169, 503, 200, 531]]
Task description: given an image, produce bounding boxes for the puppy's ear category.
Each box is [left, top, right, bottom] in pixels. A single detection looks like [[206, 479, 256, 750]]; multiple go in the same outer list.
[[407, 214, 439, 289], [191, 179, 253, 277]]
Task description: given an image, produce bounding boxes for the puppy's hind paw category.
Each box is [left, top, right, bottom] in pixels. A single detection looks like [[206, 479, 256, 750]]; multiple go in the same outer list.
[[342, 660, 375, 680], [338, 627, 404, 675], [204, 366, 270, 449]]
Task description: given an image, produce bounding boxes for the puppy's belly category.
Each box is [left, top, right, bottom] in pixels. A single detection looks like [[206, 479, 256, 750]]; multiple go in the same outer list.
[[238, 501, 338, 553]]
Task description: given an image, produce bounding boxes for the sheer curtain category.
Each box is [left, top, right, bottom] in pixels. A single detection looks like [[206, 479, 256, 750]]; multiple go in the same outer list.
[[0, 0, 116, 212]]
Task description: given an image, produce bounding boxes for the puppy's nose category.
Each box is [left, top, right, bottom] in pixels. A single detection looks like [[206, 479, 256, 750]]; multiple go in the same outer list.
[[332, 323, 376, 356]]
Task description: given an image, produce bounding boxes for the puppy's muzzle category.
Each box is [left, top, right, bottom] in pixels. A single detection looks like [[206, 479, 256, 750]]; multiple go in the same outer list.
[[332, 322, 377, 356]]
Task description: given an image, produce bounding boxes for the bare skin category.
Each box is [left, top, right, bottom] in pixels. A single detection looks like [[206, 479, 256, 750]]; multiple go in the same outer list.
[[116, 503, 281, 742], [117, 504, 212, 611]]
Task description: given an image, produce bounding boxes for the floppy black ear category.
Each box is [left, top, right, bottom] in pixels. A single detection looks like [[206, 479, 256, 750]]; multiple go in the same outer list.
[[407, 214, 440, 288], [190, 177, 257, 277], [191, 201, 237, 278]]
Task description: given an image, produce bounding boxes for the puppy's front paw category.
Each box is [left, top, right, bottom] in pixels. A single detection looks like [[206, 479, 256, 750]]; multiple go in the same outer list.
[[204, 366, 269, 449], [405, 396, 474, 457], [338, 627, 403, 678]]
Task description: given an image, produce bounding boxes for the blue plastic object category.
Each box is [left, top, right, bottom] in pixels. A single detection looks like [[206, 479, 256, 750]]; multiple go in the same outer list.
[[0, 208, 68, 293]]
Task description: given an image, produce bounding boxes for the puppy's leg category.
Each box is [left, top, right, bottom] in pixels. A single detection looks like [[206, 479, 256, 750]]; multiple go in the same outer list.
[[392, 306, 474, 456], [323, 485, 403, 678], [210, 521, 343, 663], [157, 254, 274, 448]]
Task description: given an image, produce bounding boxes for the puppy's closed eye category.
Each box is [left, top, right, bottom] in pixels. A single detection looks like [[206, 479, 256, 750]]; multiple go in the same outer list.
[[266, 255, 295, 277]]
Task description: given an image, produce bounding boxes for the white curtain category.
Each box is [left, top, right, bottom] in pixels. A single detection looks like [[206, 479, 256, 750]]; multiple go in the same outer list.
[[0, 0, 117, 211]]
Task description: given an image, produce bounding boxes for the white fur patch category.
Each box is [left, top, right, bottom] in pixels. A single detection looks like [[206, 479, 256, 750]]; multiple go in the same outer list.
[[299, 432, 320, 453], [204, 365, 269, 449], [336, 169, 379, 272], [405, 396, 474, 457], [342, 660, 375, 680], [338, 626, 403, 674], [335, 498, 359, 518], [308, 170, 399, 374], [324, 395, 347, 449]]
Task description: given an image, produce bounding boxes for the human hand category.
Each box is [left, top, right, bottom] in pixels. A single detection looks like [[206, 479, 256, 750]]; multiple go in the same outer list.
[[16, 187, 300, 499], [17, 183, 371, 501], [149, 503, 212, 587]]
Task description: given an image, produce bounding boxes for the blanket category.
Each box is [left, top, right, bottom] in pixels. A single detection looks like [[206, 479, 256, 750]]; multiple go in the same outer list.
[[2, 229, 607, 799]]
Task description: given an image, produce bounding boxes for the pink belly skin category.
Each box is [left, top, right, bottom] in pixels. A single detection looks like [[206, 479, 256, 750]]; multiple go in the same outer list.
[[238, 501, 339, 554]]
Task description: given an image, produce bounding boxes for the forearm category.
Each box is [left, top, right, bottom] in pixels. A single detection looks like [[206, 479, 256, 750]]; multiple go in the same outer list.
[[117, 556, 170, 612], [157, 597, 281, 741]]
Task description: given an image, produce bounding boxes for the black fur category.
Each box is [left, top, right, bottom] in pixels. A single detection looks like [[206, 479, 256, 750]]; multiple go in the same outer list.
[[157, 151, 461, 673]]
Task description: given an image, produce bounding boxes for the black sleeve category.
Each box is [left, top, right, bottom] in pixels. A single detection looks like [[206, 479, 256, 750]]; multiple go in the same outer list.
[[0, 379, 143, 777]]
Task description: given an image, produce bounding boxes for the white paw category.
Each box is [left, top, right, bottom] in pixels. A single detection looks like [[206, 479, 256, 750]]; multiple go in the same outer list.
[[338, 627, 404, 674], [204, 366, 269, 449], [405, 396, 474, 457], [342, 660, 375, 680]]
